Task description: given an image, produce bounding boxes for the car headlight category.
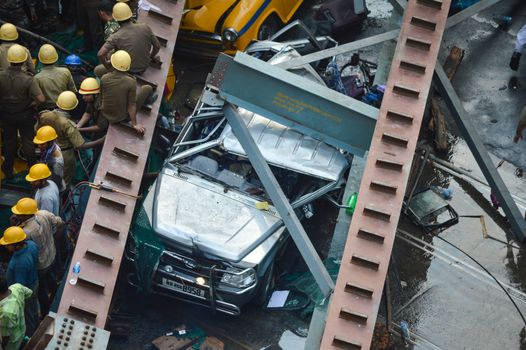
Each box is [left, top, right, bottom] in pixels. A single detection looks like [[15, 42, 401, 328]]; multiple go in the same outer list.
[[222, 28, 238, 42], [220, 267, 255, 288]]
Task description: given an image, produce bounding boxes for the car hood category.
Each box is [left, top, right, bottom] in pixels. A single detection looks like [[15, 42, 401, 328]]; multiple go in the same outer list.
[[182, 0, 238, 33], [153, 168, 284, 262]]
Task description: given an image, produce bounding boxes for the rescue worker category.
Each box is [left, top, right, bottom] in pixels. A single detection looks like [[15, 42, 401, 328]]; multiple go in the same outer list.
[[36, 91, 102, 186], [76, 77, 104, 132], [0, 44, 45, 179], [0, 226, 39, 337], [64, 54, 87, 89], [0, 279, 33, 350], [64, 54, 88, 120], [99, 50, 150, 134], [35, 44, 77, 111], [0, 0, 37, 29], [98, 0, 120, 41], [10, 198, 64, 317], [76, 0, 103, 52], [0, 23, 35, 73], [26, 163, 60, 216], [33, 125, 65, 191], [510, 23, 526, 71], [95, 2, 160, 77], [514, 107, 526, 143]]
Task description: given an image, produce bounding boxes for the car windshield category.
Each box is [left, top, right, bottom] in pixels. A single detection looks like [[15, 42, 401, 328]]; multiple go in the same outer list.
[[176, 147, 331, 204]]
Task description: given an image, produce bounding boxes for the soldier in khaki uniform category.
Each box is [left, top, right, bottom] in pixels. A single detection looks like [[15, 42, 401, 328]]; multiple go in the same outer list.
[[0, 23, 35, 73], [98, 0, 120, 41], [36, 91, 101, 186], [99, 50, 151, 135], [76, 78, 106, 133], [95, 2, 160, 77], [0, 44, 45, 178], [35, 44, 77, 111]]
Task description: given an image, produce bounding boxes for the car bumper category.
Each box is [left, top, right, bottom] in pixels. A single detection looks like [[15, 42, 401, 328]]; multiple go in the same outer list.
[[128, 261, 258, 315], [176, 30, 235, 59]]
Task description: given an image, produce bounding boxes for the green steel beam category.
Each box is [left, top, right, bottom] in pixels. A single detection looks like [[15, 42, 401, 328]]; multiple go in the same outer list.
[[215, 53, 379, 156]]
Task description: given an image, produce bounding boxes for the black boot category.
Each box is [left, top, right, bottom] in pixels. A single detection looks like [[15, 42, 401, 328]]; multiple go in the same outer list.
[[510, 52, 521, 71]]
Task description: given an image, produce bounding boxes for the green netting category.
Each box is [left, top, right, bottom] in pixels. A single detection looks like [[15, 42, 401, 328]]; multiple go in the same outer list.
[[45, 29, 99, 67], [2, 172, 31, 190], [0, 205, 12, 230], [130, 148, 166, 293], [173, 326, 207, 349], [282, 258, 341, 318]]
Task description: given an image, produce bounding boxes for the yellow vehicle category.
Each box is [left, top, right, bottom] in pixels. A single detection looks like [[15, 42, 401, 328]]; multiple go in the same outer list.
[[178, 0, 304, 58]]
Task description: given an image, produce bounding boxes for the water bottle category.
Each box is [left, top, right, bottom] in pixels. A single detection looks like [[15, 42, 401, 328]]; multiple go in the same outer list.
[[400, 321, 410, 347], [431, 185, 453, 200], [69, 262, 81, 285], [495, 15, 512, 30]]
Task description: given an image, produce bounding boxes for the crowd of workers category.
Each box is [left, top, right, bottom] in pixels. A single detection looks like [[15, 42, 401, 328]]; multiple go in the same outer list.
[[0, 1, 159, 348]]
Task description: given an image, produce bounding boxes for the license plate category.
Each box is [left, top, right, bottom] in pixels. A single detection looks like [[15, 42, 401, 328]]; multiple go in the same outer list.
[[162, 278, 205, 297]]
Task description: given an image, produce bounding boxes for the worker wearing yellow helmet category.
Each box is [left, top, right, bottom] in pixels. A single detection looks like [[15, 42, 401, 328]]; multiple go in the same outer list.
[[33, 125, 65, 191], [35, 44, 77, 111], [95, 2, 160, 77], [0, 44, 45, 179], [76, 77, 108, 136], [1, 225, 40, 337], [36, 91, 103, 186], [96, 50, 154, 135], [25, 163, 60, 216], [0, 22, 35, 73], [9, 197, 64, 317]]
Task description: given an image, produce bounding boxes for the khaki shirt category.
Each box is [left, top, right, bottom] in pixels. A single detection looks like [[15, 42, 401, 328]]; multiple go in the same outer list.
[[0, 42, 35, 74], [35, 65, 77, 109], [37, 110, 85, 150], [100, 70, 136, 124], [0, 66, 42, 113], [21, 210, 63, 270], [86, 94, 109, 130], [102, 22, 159, 74]]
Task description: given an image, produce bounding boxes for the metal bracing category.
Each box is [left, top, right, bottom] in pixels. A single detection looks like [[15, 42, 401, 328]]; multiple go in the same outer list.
[[280, 0, 502, 71], [224, 104, 335, 296], [319, 0, 452, 348], [216, 53, 379, 156], [434, 65, 526, 242], [389, 0, 524, 240], [277, 30, 401, 71]]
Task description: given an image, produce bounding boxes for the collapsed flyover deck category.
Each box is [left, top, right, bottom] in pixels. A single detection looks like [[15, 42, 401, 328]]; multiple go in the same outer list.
[[55, 0, 184, 331], [321, 0, 452, 349]]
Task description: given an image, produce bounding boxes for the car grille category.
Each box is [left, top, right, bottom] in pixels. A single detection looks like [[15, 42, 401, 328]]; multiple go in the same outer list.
[[159, 249, 220, 277]]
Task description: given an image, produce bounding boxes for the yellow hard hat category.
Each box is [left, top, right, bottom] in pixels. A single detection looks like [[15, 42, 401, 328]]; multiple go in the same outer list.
[[38, 44, 58, 64], [26, 163, 52, 182], [11, 197, 38, 215], [0, 23, 18, 41], [56, 91, 79, 110], [7, 44, 28, 64], [110, 50, 131, 71], [113, 2, 133, 21], [79, 77, 100, 95], [0, 226, 27, 245], [33, 125, 58, 144]]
